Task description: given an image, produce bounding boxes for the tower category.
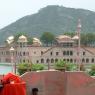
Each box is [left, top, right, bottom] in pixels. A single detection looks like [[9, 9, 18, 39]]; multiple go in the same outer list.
[[77, 19, 82, 70], [77, 19, 81, 49], [72, 19, 82, 70]]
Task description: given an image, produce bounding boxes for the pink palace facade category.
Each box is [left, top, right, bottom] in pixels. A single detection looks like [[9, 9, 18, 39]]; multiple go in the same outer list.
[[0, 20, 95, 68]]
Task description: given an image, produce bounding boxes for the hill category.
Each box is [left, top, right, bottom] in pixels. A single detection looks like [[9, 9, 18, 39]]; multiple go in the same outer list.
[[0, 5, 95, 44]]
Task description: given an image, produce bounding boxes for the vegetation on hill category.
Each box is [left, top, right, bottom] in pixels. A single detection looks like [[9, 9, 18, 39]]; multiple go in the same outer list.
[[0, 5, 95, 44]]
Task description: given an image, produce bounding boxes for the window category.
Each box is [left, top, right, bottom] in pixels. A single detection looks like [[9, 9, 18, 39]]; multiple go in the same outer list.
[[34, 52, 36, 54], [67, 59, 69, 62], [51, 59, 54, 63], [56, 52, 59, 56], [20, 43, 22, 48], [74, 59, 76, 63], [41, 59, 44, 63], [92, 58, 94, 63], [55, 59, 58, 62], [2, 52, 3, 55], [86, 58, 89, 63], [46, 59, 50, 63], [23, 52, 25, 56], [83, 52, 85, 55], [32, 88, 38, 95], [70, 51, 73, 55], [41, 51, 43, 55], [63, 51, 66, 55], [36, 60, 39, 63], [67, 51, 69, 55], [6, 51, 10, 55], [70, 59, 73, 63], [70, 43, 73, 47], [50, 52, 52, 56], [82, 58, 85, 63]]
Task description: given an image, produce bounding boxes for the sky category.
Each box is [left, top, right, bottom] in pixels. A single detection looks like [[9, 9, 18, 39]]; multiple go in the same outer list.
[[0, 0, 95, 29]]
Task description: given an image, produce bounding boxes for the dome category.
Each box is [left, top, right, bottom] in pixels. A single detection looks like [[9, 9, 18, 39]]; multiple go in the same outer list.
[[56, 35, 74, 43], [72, 35, 79, 40], [18, 35, 28, 42], [33, 38, 40, 42], [32, 37, 42, 46], [56, 35, 72, 40], [6, 36, 14, 44]]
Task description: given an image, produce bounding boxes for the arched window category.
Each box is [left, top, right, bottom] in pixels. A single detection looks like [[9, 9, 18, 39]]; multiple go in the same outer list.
[[67, 59, 69, 62], [92, 58, 94, 63], [56, 52, 59, 56], [36, 60, 39, 63], [32, 88, 38, 95], [23, 52, 25, 56], [67, 51, 69, 55], [50, 52, 53, 56], [63, 51, 66, 55], [86, 58, 89, 63], [51, 59, 54, 63], [55, 59, 58, 62], [41, 51, 43, 55], [70, 59, 73, 63], [41, 59, 44, 63], [82, 58, 85, 63], [46, 59, 50, 63], [70, 51, 73, 55]]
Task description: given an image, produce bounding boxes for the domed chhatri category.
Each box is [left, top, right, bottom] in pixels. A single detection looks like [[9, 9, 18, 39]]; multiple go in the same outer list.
[[6, 36, 14, 44], [32, 37, 42, 46], [18, 35, 28, 43], [56, 35, 74, 43]]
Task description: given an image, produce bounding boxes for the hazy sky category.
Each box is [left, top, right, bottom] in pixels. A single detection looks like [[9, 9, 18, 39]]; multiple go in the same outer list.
[[0, 0, 95, 29]]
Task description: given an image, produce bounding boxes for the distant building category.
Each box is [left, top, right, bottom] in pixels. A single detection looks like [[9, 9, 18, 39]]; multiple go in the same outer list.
[[0, 20, 95, 68]]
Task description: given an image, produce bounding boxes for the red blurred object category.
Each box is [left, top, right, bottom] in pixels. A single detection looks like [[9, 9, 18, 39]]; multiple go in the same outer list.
[[2, 73, 21, 84], [0, 73, 26, 95]]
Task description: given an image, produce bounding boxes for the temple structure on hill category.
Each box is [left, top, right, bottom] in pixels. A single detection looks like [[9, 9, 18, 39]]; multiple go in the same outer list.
[[0, 20, 95, 68]]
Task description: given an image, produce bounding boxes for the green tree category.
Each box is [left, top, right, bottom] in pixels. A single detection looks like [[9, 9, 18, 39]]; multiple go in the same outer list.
[[54, 60, 76, 71], [89, 64, 95, 76], [27, 37, 33, 45], [40, 32, 55, 46], [31, 64, 44, 71], [17, 63, 45, 75], [81, 33, 95, 46], [17, 62, 31, 75]]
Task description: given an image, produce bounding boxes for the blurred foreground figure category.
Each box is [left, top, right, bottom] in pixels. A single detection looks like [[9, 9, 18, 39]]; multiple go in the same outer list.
[[0, 73, 26, 95]]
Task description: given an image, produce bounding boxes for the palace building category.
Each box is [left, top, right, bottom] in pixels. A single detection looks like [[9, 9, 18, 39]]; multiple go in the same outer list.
[[0, 20, 95, 67]]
